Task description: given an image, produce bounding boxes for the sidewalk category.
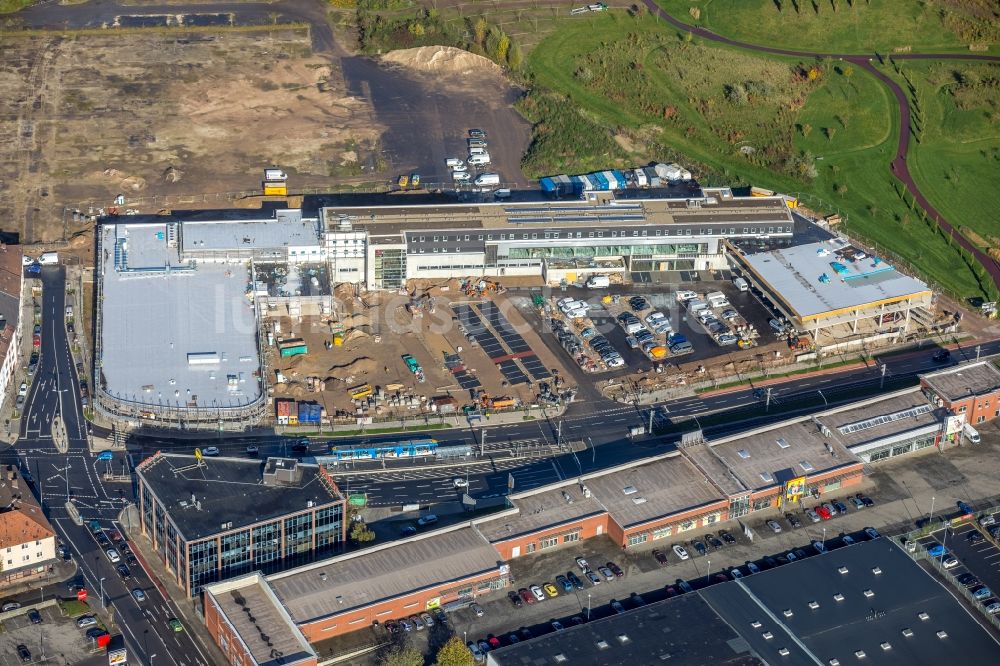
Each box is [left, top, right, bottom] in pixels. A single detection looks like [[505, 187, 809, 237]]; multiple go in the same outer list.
[[118, 505, 225, 664]]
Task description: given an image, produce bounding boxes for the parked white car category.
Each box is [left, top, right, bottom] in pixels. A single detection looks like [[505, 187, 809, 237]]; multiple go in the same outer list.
[[672, 544, 689, 560]]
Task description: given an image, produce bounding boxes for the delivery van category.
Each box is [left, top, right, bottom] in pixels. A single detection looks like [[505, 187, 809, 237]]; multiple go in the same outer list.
[[586, 275, 610, 288], [733, 277, 749, 292], [474, 173, 500, 186], [963, 423, 981, 444]]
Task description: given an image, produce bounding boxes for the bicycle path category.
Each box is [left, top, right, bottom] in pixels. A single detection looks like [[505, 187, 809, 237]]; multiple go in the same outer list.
[[640, 0, 1000, 294]]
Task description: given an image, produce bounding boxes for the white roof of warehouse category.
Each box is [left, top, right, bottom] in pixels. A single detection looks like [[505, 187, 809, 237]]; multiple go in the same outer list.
[[743, 239, 930, 320], [181, 210, 321, 252], [99, 224, 262, 409]]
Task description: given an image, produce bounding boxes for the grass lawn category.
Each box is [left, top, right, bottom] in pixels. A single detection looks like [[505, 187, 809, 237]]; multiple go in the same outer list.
[[889, 61, 1000, 246], [524, 11, 987, 299], [57, 599, 91, 618], [656, 0, 998, 53]]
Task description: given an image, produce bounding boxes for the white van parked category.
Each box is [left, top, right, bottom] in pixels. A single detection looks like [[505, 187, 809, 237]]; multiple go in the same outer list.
[[964, 423, 981, 444], [468, 147, 487, 156], [733, 277, 749, 292], [474, 173, 500, 186], [468, 154, 491, 165], [445, 157, 464, 167], [38, 252, 59, 265], [586, 275, 610, 288]]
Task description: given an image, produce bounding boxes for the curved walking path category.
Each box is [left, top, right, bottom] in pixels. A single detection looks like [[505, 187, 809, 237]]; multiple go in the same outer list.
[[640, 0, 1000, 294]]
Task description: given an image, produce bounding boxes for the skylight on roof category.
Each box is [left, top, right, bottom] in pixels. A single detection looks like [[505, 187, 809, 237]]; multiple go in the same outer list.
[[776, 438, 791, 449], [738, 449, 751, 459], [800, 461, 814, 472], [760, 472, 774, 483], [622, 485, 638, 495]]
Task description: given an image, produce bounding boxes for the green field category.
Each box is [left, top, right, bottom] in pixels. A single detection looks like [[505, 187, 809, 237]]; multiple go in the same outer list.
[[524, 11, 988, 299], [656, 0, 998, 53], [892, 60, 1000, 246]]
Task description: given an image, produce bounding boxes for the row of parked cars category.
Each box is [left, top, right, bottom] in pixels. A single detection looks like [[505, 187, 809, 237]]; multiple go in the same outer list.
[[766, 494, 875, 533], [385, 606, 454, 634]]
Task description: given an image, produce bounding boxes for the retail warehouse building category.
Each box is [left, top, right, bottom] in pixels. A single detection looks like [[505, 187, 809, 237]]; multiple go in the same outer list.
[[196, 371, 986, 659]]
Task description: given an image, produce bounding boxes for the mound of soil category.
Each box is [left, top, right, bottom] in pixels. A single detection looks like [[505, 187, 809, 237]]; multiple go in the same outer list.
[[382, 46, 502, 78], [328, 356, 377, 380]]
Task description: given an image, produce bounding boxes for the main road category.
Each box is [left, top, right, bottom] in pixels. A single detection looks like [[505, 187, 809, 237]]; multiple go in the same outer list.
[[5, 266, 212, 666], [130, 333, 1000, 506]]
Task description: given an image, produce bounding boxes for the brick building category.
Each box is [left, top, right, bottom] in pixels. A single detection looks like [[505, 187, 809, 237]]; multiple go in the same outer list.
[[920, 361, 1000, 427]]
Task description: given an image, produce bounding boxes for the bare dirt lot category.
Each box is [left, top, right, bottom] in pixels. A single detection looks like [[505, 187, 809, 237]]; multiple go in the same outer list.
[[269, 286, 568, 421], [0, 28, 381, 244], [345, 46, 531, 187]]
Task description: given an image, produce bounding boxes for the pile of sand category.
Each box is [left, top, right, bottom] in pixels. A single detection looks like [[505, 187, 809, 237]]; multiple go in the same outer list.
[[382, 46, 503, 78], [328, 357, 377, 380]]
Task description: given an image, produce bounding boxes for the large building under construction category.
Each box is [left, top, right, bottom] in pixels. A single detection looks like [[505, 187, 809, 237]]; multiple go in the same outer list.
[[94, 188, 795, 427]]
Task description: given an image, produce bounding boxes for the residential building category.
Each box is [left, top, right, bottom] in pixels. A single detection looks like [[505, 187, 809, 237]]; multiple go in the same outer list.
[[0, 245, 23, 409], [0, 465, 57, 587]]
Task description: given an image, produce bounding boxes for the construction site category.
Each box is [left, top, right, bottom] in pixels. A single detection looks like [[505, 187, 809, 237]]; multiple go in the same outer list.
[[267, 277, 572, 429]]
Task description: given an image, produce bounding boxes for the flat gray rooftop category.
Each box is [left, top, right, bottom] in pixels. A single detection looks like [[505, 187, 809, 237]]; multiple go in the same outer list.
[[710, 418, 859, 492], [479, 485, 606, 543], [701, 538, 1000, 665], [583, 453, 724, 529], [269, 527, 502, 623], [922, 361, 1000, 402], [487, 592, 763, 666], [206, 575, 315, 666], [181, 210, 321, 253], [742, 238, 931, 320], [819, 390, 943, 449], [99, 223, 262, 410]]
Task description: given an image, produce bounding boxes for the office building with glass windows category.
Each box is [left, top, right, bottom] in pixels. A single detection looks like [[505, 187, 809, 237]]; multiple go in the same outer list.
[[320, 187, 795, 289], [135, 453, 346, 596]]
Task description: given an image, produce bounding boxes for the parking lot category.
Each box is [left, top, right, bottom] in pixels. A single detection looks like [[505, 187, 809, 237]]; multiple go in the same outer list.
[[446, 516, 886, 656], [0, 602, 100, 666], [531, 278, 805, 383], [915, 517, 1000, 616]]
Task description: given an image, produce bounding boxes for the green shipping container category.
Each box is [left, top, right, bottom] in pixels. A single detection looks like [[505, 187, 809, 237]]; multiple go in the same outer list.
[[280, 344, 308, 358]]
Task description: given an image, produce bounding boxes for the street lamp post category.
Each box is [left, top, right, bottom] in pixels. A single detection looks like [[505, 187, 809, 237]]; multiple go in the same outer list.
[[100, 577, 107, 610], [822, 527, 826, 551], [929, 496, 936, 525], [587, 593, 591, 621], [706, 559, 711, 584], [150, 654, 157, 666]]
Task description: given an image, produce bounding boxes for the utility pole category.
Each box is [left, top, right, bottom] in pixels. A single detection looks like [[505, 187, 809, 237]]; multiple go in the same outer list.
[[557, 421, 563, 450], [880, 363, 887, 389], [648, 409, 654, 434], [817, 389, 828, 406], [929, 496, 936, 525], [765, 387, 772, 412], [976, 345, 981, 361]]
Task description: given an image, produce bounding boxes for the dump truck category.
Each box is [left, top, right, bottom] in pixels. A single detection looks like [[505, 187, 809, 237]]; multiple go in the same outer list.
[[402, 354, 425, 383]]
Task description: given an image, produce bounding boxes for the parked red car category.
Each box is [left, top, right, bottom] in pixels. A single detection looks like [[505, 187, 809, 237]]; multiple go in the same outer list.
[[32, 334, 40, 348], [816, 506, 832, 521], [518, 588, 535, 605]]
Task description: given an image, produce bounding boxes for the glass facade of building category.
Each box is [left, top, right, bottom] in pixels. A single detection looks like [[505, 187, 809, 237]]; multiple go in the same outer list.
[[373, 249, 406, 289], [176, 503, 344, 596], [507, 242, 707, 260]]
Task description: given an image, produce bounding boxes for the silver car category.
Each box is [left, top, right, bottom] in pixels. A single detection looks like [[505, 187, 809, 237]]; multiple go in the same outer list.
[[805, 509, 821, 523]]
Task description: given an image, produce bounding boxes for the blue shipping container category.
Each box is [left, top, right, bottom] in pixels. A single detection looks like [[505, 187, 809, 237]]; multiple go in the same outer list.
[[592, 172, 609, 190], [298, 402, 321, 424], [611, 170, 628, 189], [540, 177, 557, 192]]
